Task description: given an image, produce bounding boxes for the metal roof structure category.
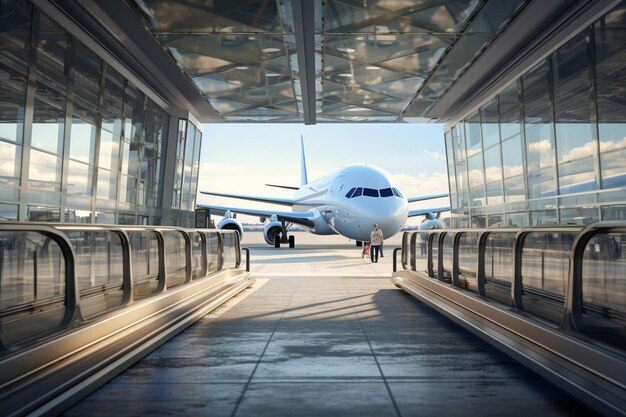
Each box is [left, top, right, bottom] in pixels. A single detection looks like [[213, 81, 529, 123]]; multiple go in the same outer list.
[[46, 0, 617, 124]]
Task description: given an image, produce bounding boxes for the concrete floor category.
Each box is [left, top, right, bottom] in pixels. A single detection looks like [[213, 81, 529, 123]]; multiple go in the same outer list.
[[65, 232, 594, 417]]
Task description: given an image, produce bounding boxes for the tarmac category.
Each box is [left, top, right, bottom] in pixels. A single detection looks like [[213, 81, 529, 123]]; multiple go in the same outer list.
[[65, 232, 593, 416]]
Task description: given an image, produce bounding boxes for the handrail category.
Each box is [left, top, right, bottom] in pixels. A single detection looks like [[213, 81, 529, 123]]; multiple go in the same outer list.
[[0, 223, 246, 354], [397, 222, 624, 337], [564, 221, 626, 332], [242, 247, 250, 272]]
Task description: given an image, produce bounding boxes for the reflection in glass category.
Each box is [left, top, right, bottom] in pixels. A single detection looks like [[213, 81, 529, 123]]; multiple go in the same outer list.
[[0, 0, 30, 144], [28, 149, 62, 191], [0, 141, 21, 187], [67, 160, 92, 196], [69, 116, 96, 164]]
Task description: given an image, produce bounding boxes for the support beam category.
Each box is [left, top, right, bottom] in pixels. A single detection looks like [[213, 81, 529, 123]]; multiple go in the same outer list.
[[291, 0, 316, 125]]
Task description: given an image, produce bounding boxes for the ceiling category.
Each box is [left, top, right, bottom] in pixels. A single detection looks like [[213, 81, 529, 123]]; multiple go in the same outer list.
[[125, 0, 528, 124]]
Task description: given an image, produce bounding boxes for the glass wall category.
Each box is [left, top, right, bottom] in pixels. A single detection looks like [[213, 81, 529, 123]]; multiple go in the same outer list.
[[0, 0, 205, 226], [444, 2, 626, 227], [170, 119, 202, 227]]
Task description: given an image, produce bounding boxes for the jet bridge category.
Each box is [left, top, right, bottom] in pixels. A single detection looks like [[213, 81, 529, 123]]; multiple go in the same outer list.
[[0, 224, 252, 416], [392, 222, 626, 416]]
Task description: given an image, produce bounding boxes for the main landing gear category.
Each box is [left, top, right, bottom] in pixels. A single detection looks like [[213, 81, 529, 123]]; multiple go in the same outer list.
[[274, 221, 296, 248], [356, 241, 363, 247]]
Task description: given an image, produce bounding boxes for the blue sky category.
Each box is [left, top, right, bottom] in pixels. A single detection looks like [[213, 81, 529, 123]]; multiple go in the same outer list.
[[198, 123, 450, 223]]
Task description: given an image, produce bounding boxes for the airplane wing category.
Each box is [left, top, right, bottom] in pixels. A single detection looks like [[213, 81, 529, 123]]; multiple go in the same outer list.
[[408, 206, 450, 217], [199, 190, 294, 206], [196, 203, 315, 228], [406, 193, 449, 203]]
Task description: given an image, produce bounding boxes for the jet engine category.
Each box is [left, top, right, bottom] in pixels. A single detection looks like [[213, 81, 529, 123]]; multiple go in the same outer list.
[[418, 213, 444, 242], [263, 221, 283, 245], [218, 218, 243, 239]]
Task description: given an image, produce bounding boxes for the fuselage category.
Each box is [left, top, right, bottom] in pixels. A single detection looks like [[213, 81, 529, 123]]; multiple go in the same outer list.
[[291, 164, 408, 242]]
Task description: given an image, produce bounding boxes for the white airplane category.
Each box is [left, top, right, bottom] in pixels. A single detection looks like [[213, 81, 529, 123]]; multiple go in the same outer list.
[[198, 137, 449, 248]]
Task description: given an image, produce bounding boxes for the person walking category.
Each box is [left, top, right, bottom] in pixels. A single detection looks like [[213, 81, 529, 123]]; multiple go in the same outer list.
[[370, 224, 384, 263]]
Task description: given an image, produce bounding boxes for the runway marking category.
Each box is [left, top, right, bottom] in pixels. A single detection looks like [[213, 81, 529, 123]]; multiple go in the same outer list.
[[203, 279, 269, 319]]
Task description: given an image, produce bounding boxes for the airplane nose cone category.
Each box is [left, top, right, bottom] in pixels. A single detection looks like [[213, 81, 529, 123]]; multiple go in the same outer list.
[[363, 200, 407, 238]]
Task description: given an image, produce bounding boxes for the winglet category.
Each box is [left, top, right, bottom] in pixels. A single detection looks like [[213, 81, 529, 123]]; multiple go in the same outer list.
[[300, 135, 308, 186]]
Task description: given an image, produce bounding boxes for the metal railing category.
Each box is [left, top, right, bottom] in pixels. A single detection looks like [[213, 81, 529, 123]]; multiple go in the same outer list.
[[398, 223, 626, 348], [0, 223, 245, 353], [393, 221, 626, 416]]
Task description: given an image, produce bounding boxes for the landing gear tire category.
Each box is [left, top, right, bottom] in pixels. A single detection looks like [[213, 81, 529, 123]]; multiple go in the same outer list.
[[274, 235, 281, 248], [288, 235, 295, 248], [356, 241, 362, 247]]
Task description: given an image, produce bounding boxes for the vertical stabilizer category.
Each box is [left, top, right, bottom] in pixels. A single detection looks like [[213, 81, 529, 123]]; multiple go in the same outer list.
[[300, 135, 308, 186]]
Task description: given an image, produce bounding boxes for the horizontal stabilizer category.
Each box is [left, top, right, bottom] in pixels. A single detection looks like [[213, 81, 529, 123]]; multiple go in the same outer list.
[[407, 193, 449, 203], [408, 206, 450, 217], [199, 190, 294, 206], [265, 183, 300, 191]]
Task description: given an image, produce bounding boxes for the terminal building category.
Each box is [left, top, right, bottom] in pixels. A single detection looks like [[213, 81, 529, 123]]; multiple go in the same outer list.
[[0, 1, 625, 416]]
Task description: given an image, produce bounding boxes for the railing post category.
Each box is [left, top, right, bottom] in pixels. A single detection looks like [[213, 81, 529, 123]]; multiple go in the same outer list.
[[393, 247, 401, 273], [512, 230, 526, 311], [401, 232, 409, 269], [437, 232, 445, 282], [217, 232, 224, 270], [452, 232, 461, 287], [427, 233, 435, 278], [155, 231, 167, 293], [116, 230, 133, 306], [241, 247, 250, 272], [476, 231, 488, 296], [410, 233, 417, 271]]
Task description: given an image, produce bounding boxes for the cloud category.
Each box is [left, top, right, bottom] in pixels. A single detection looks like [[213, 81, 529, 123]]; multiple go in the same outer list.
[[423, 150, 445, 160]]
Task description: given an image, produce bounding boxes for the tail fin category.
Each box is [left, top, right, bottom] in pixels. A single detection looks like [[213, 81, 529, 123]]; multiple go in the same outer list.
[[300, 135, 308, 186]]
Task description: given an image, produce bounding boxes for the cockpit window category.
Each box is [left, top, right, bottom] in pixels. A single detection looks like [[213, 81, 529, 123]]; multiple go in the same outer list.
[[380, 188, 393, 197], [363, 188, 379, 197], [392, 188, 403, 198], [345, 187, 356, 198], [352, 187, 363, 197]]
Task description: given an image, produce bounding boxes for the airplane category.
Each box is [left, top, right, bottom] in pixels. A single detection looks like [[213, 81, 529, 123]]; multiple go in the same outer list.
[[197, 136, 449, 248]]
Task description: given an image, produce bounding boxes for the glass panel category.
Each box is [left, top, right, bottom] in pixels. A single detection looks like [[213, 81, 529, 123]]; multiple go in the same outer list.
[[128, 231, 159, 298], [101, 65, 124, 135], [523, 61, 556, 200], [0, 0, 29, 144], [0, 203, 18, 221], [123, 83, 145, 142], [581, 231, 626, 350], [552, 32, 598, 195], [0, 140, 21, 187], [458, 232, 478, 292], [67, 160, 92, 197], [31, 15, 67, 156], [69, 116, 97, 164], [582, 232, 625, 313], [188, 232, 202, 280], [98, 130, 120, 171], [164, 231, 186, 288], [595, 9, 626, 191], [28, 149, 62, 192], [96, 168, 117, 200], [522, 232, 574, 297], [480, 99, 499, 149], [221, 232, 239, 269], [483, 232, 515, 306], [499, 82, 521, 140], [66, 231, 124, 318], [205, 232, 219, 272], [464, 113, 481, 157], [0, 231, 66, 347]]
